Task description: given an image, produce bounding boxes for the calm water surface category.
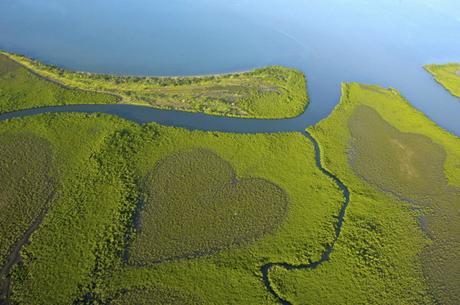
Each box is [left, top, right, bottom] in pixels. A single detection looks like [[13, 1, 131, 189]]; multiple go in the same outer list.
[[1, 0, 460, 134]]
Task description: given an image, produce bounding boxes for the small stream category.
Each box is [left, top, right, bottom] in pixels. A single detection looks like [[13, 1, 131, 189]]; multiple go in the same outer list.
[[261, 131, 350, 305]]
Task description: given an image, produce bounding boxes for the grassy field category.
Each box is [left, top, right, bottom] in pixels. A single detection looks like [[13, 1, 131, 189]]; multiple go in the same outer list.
[[0, 54, 119, 114], [0, 113, 342, 305], [268, 83, 460, 305], [425, 63, 460, 99], [1, 51, 307, 119]]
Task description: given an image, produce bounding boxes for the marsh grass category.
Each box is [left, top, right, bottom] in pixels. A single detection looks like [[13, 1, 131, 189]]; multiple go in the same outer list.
[[0, 132, 56, 303], [0, 54, 118, 114], [2, 52, 307, 118], [1, 115, 141, 305], [348, 106, 460, 305], [348, 106, 447, 201], [97, 126, 343, 305], [108, 286, 203, 305], [0, 133, 55, 268], [128, 148, 289, 264]]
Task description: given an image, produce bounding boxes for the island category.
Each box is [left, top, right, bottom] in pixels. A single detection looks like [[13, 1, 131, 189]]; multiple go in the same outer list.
[[0, 51, 307, 119]]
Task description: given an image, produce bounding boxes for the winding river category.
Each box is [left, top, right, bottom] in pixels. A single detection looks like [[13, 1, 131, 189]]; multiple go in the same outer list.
[[1, 0, 460, 304]]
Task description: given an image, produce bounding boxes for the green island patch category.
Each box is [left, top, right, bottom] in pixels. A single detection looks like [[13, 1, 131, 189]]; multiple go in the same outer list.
[[1, 51, 307, 119], [425, 63, 460, 99], [268, 83, 460, 305], [128, 148, 288, 264]]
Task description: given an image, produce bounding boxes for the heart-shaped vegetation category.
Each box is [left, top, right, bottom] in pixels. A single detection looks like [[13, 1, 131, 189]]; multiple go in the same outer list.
[[128, 149, 288, 264]]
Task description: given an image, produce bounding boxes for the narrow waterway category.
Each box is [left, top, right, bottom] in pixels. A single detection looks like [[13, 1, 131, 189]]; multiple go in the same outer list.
[[260, 131, 350, 305]]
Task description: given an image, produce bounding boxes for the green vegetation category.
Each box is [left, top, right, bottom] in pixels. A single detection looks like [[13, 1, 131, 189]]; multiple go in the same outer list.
[[0, 112, 342, 305], [425, 63, 460, 99], [108, 286, 204, 305], [1, 51, 307, 118], [0, 133, 55, 264], [3, 114, 139, 305], [4, 45, 459, 305], [268, 83, 460, 305], [348, 105, 460, 305], [0, 53, 119, 114], [0, 49, 334, 305], [0, 133, 55, 295], [129, 149, 288, 264]]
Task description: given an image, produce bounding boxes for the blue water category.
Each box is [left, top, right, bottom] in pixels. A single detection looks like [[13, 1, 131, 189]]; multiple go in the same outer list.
[[1, 0, 460, 135]]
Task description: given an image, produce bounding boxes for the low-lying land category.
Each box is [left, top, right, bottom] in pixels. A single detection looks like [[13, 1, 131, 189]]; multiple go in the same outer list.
[[1, 51, 307, 118], [108, 286, 204, 305], [0, 112, 342, 305], [269, 83, 460, 305], [425, 63, 460, 99], [2, 47, 460, 305], [0, 114, 139, 305], [348, 105, 460, 305], [0, 133, 55, 300]]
